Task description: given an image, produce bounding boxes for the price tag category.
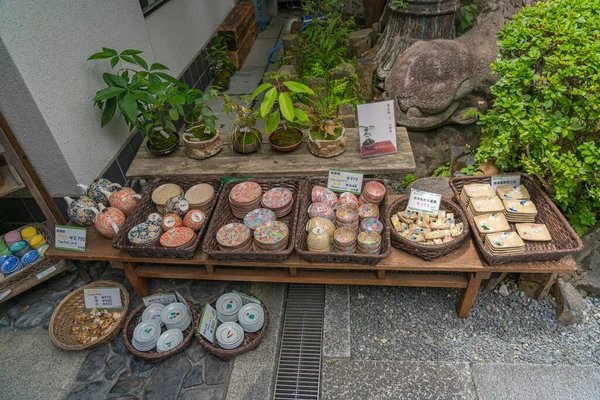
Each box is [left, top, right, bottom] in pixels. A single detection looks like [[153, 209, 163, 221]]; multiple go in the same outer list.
[[491, 174, 521, 190], [233, 290, 261, 305], [0, 290, 11, 301], [407, 189, 442, 215], [327, 169, 363, 194], [198, 303, 218, 343], [83, 287, 123, 310], [55, 225, 86, 252], [143, 293, 177, 307], [36, 266, 57, 280]]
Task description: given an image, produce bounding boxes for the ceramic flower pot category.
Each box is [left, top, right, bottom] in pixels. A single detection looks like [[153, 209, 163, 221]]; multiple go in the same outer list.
[[78, 179, 121, 206], [91, 204, 126, 239], [307, 124, 347, 158], [268, 127, 303, 152], [64, 196, 98, 226], [146, 128, 180, 156], [182, 131, 223, 160], [232, 128, 261, 154], [102, 188, 141, 216]]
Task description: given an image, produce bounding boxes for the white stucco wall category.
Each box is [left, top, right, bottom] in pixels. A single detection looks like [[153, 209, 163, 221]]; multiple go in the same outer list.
[[145, 0, 235, 76], [0, 0, 154, 193]]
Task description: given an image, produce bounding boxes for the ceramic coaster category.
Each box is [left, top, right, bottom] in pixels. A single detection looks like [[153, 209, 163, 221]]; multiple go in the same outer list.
[[230, 181, 262, 204], [152, 184, 183, 206], [244, 208, 277, 231], [503, 199, 538, 214], [254, 221, 289, 246], [159, 227, 196, 248], [216, 223, 251, 248], [497, 185, 530, 200], [185, 183, 215, 205], [473, 213, 510, 234], [515, 223, 552, 241], [469, 196, 504, 214]]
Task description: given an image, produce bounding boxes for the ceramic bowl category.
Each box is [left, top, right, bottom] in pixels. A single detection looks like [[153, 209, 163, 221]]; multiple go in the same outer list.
[[161, 214, 183, 232], [21, 250, 40, 266], [308, 202, 336, 222], [307, 227, 331, 251], [183, 210, 206, 232], [29, 234, 46, 249], [21, 226, 38, 242], [164, 195, 190, 217]]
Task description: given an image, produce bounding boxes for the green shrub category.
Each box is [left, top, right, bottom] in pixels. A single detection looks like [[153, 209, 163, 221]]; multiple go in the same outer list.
[[476, 0, 600, 235]]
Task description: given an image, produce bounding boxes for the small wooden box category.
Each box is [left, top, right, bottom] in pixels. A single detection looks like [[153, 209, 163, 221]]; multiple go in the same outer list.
[[227, 23, 258, 70], [218, 2, 257, 51]]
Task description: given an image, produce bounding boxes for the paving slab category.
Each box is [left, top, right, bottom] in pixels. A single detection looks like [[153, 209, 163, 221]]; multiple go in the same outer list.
[[0, 333, 87, 400], [257, 23, 284, 40], [323, 285, 351, 358], [321, 359, 476, 400], [472, 363, 600, 400], [224, 65, 268, 95], [244, 38, 279, 67]]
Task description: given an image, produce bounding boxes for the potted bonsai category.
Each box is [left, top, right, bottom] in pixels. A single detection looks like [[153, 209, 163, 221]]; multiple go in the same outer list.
[[181, 88, 222, 159], [360, 125, 376, 150], [251, 73, 314, 152], [207, 36, 236, 91], [88, 47, 181, 155], [222, 94, 262, 154]]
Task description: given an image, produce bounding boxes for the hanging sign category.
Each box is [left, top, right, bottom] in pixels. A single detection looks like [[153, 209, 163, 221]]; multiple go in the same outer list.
[[407, 189, 442, 215], [491, 174, 521, 190], [198, 303, 218, 343], [83, 287, 123, 310], [143, 293, 177, 307], [327, 169, 363, 194], [357, 100, 398, 158], [55, 225, 86, 252]]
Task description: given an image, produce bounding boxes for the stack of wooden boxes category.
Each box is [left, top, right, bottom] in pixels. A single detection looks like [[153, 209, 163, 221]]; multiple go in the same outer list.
[[218, 2, 258, 71]]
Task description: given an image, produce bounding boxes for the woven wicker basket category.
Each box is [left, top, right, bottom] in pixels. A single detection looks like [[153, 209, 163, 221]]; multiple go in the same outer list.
[[449, 174, 583, 265], [202, 178, 301, 262], [0, 223, 68, 303], [195, 292, 269, 360], [113, 177, 222, 259], [295, 178, 391, 265], [49, 280, 129, 351], [387, 196, 470, 261], [122, 301, 197, 362]]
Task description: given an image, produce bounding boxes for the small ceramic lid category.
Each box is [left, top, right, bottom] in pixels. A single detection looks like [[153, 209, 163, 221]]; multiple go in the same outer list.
[[261, 187, 293, 209], [230, 181, 262, 204], [216, 223, 251, 247], [185, 183, 215, 204], [244, 208, 276, 230]]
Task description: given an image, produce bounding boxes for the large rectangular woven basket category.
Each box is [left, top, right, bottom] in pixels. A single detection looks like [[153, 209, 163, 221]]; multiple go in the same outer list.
[[295, 178, 391, 265], [202, 178, 301, 263], [449, 174, 583, 265], [112, 177, 222, 259]]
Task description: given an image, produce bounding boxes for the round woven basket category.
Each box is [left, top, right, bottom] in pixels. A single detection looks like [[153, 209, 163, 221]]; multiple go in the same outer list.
[[49, 280, 130, 351], [122, 301, 198, 363], [387, 196, 470, 260], [195, 292, 270, 360]]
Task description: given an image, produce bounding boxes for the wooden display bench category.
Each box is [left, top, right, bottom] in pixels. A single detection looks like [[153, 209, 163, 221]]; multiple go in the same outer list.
[[46, 196, 577, 318]]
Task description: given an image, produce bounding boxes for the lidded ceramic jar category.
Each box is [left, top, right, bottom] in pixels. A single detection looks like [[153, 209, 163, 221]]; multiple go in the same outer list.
[[161, 213, 183, 232], [64, 195, 98, 226], [306, 217, 336, 241], [183, 210, 206, 232], [307, 227, 330, 252], [92, 204, 126, 239], [102, 188, 141, 216]]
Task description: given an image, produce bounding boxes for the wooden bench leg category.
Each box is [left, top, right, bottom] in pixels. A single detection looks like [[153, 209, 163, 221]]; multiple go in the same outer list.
[[112, 261, 150, 298], [206, 264, 215, 274], [457, 272, 490, 318], [73, 260, 91, 283], [289, 267, 298, 277], [377, 270, 386, 280]]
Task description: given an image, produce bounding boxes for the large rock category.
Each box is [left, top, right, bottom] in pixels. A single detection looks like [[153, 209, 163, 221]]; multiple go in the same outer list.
[[518, 273, 557, 301], [553, 279, 586, 326], [575, 273, 600, 297], [406, 177, 453, 196], [144, 354, 191, 400]]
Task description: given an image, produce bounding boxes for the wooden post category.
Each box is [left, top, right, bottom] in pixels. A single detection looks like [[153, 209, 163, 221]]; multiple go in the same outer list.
[[206, 264, 215, 274], [289, 267, 298, 277], [457, 272, 490, 318], [114, 261, 150, 298], [377, 270, 386, 280]]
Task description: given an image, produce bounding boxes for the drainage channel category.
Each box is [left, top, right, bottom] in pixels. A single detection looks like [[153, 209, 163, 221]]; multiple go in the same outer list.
[[273, 284, 325, 400]]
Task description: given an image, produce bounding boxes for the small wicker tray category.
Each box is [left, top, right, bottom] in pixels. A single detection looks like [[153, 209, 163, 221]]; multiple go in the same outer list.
[[195, 292, 269, 360], [122, 301, 197, 363], [202, 178, 301, 262], [0, 222, 67, 303], [387, 196, 470, 261], [113, 177, 222, 259], [49, 280, 130, 351], [449, 174, 583, 265], [295, 178, 391, 265]]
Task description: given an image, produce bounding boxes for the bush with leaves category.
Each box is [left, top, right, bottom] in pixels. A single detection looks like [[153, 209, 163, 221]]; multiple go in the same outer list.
[[476, 0, 600, 234]]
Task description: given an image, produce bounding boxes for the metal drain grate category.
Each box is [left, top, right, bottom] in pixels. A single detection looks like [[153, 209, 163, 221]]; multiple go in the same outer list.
[[273, 284, 325, 400]]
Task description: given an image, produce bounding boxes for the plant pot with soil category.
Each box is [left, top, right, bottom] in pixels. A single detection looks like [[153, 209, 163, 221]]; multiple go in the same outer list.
[[208, 36, 236, 91], [308, 120, 347, 158], [222, 95, 263, 155], [251, 72, 314, 153], [146, 127, 180, 156], [181, 88, 223, 159]]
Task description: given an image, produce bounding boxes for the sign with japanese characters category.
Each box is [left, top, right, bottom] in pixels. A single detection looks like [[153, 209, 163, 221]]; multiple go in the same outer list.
[[407, 189, 442, 215], [491, 174, 521, 190], [83, 287, 123, 310], [55, 225, 86, 252], [143, 293, 177, 307], [198, 303, 218, 343], [327, 169, 364, 194], [357, 100, 398, 158]]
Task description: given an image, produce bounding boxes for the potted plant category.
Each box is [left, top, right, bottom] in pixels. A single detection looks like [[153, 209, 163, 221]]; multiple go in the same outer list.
[[251, 73, 314, 152], [181, 88, 222, 159], [207, 36, 236, 91], [360, 125, 376, 150], [88, 47, 183, 155], [222, 94, 262, 154]]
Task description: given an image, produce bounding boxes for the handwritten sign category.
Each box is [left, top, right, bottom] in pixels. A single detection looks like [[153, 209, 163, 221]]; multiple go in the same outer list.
[[143, 293, 177, 307], [491, 174, 521, 190], [83, 287, 123, 310], [198, 303, 218, 343], [55, 225, 86, 252], [357, 100, 398, 158], [407, 189, 442, 215], [233, 290, 262, 305], [327, 169, 363, 194]]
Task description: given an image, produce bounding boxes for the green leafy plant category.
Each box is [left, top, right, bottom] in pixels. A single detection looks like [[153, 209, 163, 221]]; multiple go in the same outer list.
[[401, 173, 417, 189], [251, 73, 314, 135], [433, 165, 451, 178], [476, 0, 600, 235], [393, 0, 408, 9], [458, 4, 477, 35], [222, 94, 262, 151], [301, 0, 347, 18], [360, 126, 375, 146], [459, 164, 479, 176], [207, 35, 235, 89], [182, 88, 218, 141]]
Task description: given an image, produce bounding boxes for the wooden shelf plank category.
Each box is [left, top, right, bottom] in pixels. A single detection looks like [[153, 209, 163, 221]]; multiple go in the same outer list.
[[0, 163, 25, 198], [126, 128, 416, 180]]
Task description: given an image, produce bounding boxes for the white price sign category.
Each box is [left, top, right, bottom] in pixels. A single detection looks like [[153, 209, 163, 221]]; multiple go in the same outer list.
[[407, 189, 442, 215], [327, 169, 363, 194], [83, 287, 123, 310], [36, 266, 57, 280], [198, 303, 218, 343], [55, 225, 86, 252], [491, 174, 521, 190], [143, 293, 177, 307]]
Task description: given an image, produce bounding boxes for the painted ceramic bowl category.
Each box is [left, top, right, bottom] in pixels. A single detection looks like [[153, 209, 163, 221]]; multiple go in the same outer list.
[[358, 203, 380, 219], [229, 181, 262, 205], [146, 213, 163, 225], [183, 210, 206, 232], [311, 186, 338, 208], [306, 217, 336, 240], [333, 227, 357, 247], [216, 223, 251, 248], [254, 221, 289, 245], [244, 208, 277, 231], [20, 226, 38, 242], [261, 187, 293, 209], [128, 222, 162, 245], [336, 204, 359, 223], [339, 192, 359, 209], [161, 213, 184, 232], [307, 227, 331, 251], [360, 218, 384, 234], [164, 195, 190, 217], [308, 202, 335, 222], [66, 196, 98, 227], [362, 181, 386, 201]]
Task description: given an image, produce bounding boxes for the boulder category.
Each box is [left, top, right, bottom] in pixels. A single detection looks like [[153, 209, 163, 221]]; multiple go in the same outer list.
[[553, 279, 586, 326], [349, 28, 376, 47], [277, 65, 297, 80], [406, 177, 453, 196], [575, 273, 600, 297], [356, 58, 376, 101], [330, 63, 355, 81], [518, 273, 557, 301]]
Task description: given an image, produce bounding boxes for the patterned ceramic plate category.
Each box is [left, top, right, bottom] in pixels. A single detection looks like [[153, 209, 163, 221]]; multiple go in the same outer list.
[[360, 218, 383, 234], [185, 183, 215, 205], [238, 303, 265, 325], [254, 221, 289, 244], [357, 231, 382, 246], [133, 319, 161, 344], [244, 208, 277, 230], [364, 181, 386, 199], [159, 227, 196, 248], [230, 182, 262, 204], [334, 226, 357, 245], [216, 223, 251, 247], [128, 222, 162, 244], [216, 293, 243, 316], [156, 329, 184, 353], [261, 187, 293, 209], [216, 322, 244, 347], [336, 204, 359, 223], [152, 183, 183, 205], [358, 203, 379, 219]]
